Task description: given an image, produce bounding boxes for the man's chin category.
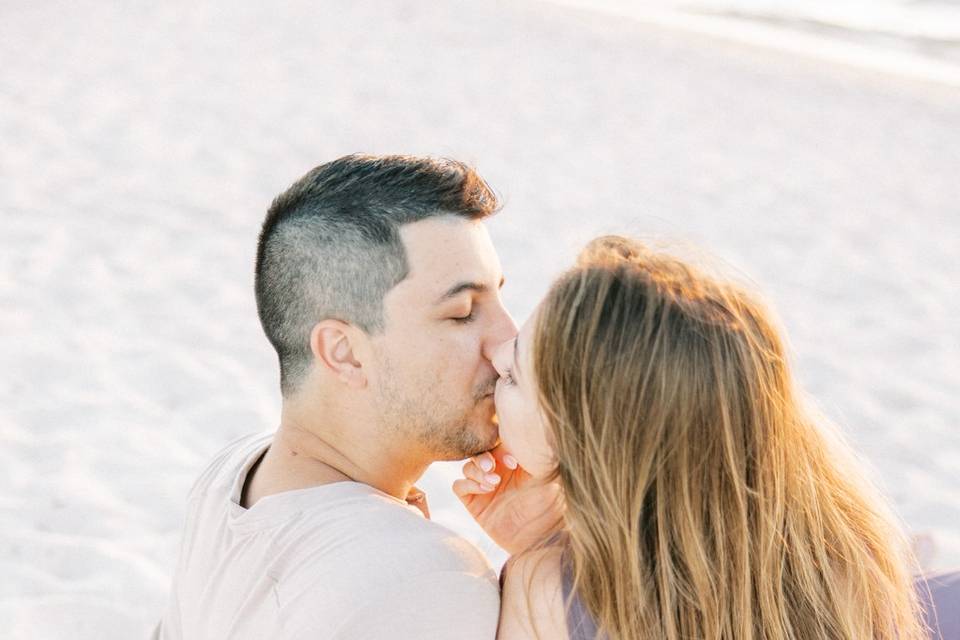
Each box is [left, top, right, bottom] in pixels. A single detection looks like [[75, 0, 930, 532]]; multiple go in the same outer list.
[[474, 402, 500, 449], [470, 427, 500, 457], [439, 420, 499, 461]]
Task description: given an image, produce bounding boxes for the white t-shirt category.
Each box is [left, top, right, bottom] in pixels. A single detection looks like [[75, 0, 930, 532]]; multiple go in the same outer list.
[[154, 432, 500, 640]]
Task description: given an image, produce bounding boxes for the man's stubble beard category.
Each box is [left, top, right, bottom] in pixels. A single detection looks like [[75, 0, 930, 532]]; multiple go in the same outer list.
[[375, 360, 498, 461]]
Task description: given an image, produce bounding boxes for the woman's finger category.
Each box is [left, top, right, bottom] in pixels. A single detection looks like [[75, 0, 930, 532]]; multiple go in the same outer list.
[[487, 444, 519, 470], [404, 486, 430, 519], [471, 451, 496, 473], [462, 459, 501, 487], [452, 478, 495, 499]]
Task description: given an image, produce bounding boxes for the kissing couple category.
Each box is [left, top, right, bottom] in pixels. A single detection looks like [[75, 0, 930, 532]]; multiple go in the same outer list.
[[154, 155, 953, 639]]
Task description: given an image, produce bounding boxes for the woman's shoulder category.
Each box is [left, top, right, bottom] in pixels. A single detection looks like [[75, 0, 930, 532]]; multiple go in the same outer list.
[[498, 545, 569, 640]]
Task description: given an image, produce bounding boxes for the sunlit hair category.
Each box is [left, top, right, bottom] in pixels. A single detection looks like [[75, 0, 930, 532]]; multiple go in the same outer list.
[[531, 235, 925, 640]]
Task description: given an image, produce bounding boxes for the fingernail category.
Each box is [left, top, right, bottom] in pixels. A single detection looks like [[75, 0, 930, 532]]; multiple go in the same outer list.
[[480, 482, 495, 492], [479, 457, 494, 472], [485, 473, 500, 485], [503, 455, 518, 469]]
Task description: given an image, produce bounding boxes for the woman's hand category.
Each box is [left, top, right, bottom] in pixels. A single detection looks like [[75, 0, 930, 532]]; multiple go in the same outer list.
[[453, 444, 564, 555], [405, 485, 430, 519]]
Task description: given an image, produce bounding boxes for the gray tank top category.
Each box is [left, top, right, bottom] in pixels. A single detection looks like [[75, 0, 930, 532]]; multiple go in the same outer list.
[[561, 550, 603, 640], [916, 569, 960, 639]]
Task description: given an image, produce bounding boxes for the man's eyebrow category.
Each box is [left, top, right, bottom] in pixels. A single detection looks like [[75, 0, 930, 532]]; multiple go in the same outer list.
[[434, 276, 506, 305], [435, 281, 487, 305]]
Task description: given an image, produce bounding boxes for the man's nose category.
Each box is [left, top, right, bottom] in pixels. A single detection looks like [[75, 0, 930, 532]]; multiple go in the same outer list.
[[483, 305, 518, 362]]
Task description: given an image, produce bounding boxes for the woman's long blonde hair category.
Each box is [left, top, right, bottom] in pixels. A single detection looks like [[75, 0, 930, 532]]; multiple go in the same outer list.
[[532, 236, 925, 640]]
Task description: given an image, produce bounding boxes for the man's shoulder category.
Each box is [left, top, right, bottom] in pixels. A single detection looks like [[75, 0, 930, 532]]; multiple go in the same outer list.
[[279, 504, 501, 639], [393, 513, 494, 575], [320, 491, 495, 577]]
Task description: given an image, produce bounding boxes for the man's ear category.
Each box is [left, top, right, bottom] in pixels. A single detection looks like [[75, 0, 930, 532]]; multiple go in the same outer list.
[[309, 319, 368, 389]]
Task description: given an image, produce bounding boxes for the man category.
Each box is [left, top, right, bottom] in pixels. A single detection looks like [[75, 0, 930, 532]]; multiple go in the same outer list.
[[154, 154, 517, 639]]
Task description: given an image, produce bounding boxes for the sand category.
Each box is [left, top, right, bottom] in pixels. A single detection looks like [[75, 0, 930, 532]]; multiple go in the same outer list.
[[1, 1, 958, 637]]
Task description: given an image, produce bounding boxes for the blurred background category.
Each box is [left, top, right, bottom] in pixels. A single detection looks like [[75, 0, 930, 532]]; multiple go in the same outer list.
[[2, 1, 958, 638]]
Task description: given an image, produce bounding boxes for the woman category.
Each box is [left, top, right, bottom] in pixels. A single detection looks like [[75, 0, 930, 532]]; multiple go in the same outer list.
[[454, 236, 927, 640]]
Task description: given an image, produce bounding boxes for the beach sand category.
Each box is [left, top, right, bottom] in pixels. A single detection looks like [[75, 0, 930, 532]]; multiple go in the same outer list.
[[1, 1, 958, 637]]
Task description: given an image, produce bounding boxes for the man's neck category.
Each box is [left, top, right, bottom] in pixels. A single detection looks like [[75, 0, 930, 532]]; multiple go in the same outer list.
[[252, 407, 430, 504]]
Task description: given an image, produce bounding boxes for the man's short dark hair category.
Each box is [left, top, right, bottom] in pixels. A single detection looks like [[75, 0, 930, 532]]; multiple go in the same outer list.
[[255, 154, 501, 396]]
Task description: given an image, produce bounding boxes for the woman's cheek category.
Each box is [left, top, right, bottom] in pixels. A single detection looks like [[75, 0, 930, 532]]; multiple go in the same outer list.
[[494, 397, 521, 456], [532, 416, 558, 476]]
